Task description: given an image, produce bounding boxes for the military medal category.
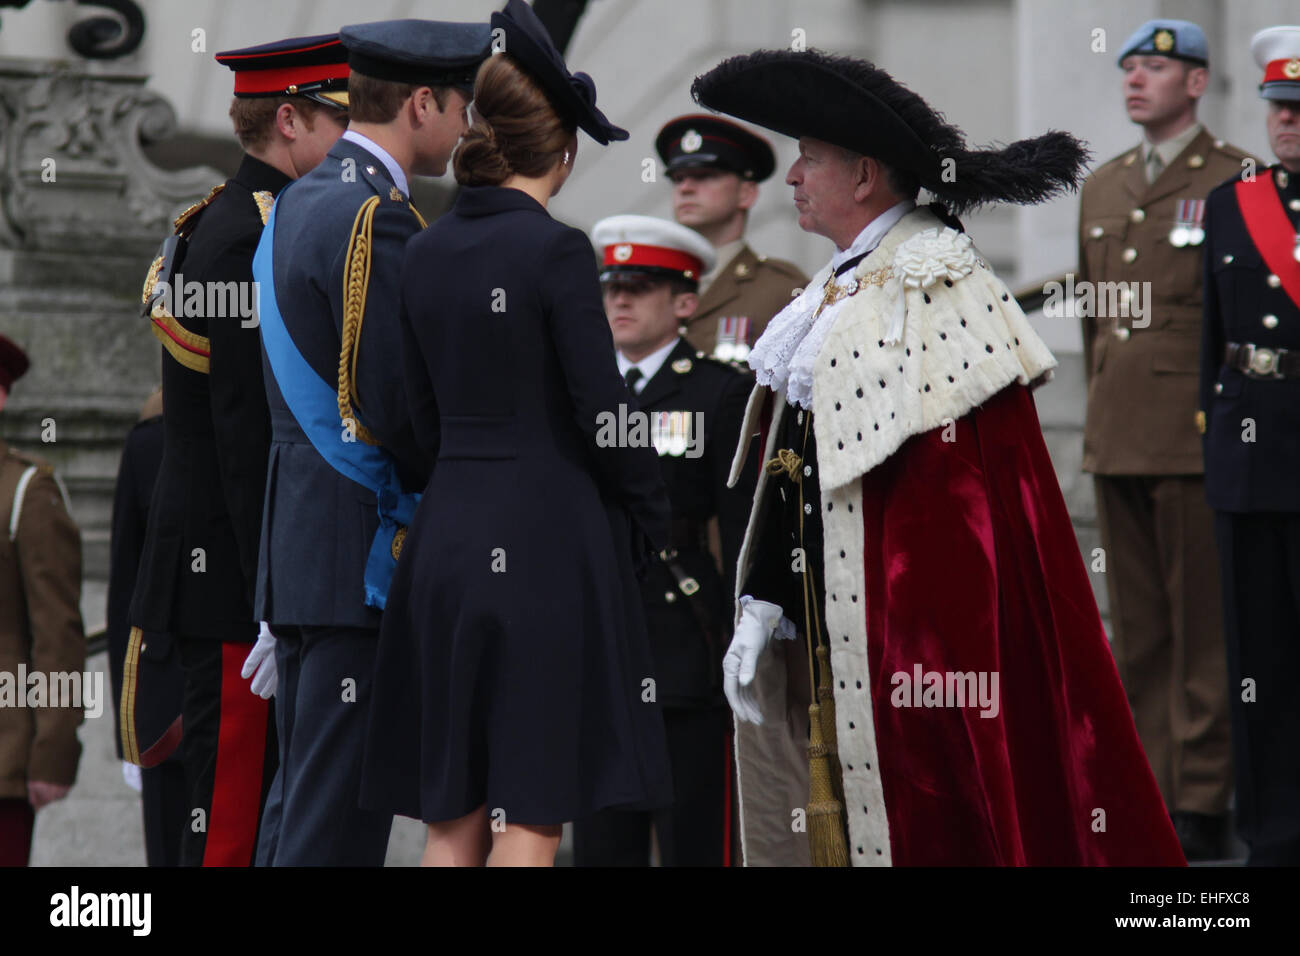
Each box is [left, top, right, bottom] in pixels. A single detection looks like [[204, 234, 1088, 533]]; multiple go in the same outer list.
[[731, 316, 751, 362], [1169, 199, 1205, 247], [668, 411, 689, 457], [714, 316, 739, 361], [652, 411, 671, 456]]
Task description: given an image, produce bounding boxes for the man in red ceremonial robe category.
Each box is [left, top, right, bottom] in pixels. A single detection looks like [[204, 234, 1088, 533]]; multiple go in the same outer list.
[[692, 50, 1186, 866]]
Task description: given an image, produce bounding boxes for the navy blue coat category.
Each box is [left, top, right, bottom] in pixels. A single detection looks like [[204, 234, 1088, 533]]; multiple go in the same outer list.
[[361, 186, 674, 824], [1199, 166, 1300, 513], [256, 139, 431, 628]]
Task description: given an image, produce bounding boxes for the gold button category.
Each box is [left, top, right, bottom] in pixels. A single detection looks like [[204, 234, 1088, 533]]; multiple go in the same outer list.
[[1130, 209, 1146, 223], [735, 262, 750, 277], [1122, 247, 1138, 263], [1188, 154, 1205, 169], [1290, 199, 1300, 212], [664, 591, 677, 603], [1268, 274, 1282, 288], [1114, 327, 1131, 342], [1214, 138, 1225, 148], [1214, 382, 1223, 394], [1223, 254, 1234, 264], [1089, 225, 1104, 238], [1263, 314, 1280, 329]]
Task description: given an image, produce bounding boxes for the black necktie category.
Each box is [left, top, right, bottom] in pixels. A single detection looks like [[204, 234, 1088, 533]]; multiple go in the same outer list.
[[624, 366, 643, 391]]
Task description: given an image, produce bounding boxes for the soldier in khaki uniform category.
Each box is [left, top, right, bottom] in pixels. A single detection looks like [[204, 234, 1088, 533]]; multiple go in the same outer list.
[[656, 114, 807, 362], [1077, 19, 1253, 860], [0, 335, 85, 866]]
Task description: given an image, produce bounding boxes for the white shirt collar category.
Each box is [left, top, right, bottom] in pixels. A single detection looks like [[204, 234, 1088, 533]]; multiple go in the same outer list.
[[616, 337, 680, 394], [342, 130, 409, 198], [830, 200, 916, 272]]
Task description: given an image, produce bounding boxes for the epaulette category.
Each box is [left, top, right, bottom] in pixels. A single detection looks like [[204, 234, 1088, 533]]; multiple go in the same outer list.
[[172, 183, 226, 238], [755, 255, 806, 280], [1209, 137, 1254, 162]]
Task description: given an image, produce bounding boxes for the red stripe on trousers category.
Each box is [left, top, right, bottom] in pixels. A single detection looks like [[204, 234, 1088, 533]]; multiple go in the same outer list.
[[202, 642, 269, 866], [723, 727, 734, 866]]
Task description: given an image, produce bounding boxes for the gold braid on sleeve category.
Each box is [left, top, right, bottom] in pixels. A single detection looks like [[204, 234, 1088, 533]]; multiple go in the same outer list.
[[339, 196, 382, 446]]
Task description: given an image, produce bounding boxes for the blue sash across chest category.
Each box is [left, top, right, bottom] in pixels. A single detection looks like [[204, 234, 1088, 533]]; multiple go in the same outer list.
[[253, 199, 418, 610]]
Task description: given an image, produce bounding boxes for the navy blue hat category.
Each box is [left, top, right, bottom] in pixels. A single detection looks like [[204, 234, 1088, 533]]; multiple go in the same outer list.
[[340, 19, 491, 94], [1117, 19, 1209, 66], [491, 0, 627, 144], [215, 33, 349, 109], [656, 113, 776, 181]]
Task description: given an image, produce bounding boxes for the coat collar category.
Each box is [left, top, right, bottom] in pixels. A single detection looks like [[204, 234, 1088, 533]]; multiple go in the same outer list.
[[452, 185, 551, 219], [327, 137, 400, 190], [1123, 126, 1214, 206], [231, 153, 293, 197], [694, 242, 758, 319], [635, 337, 696, 409]]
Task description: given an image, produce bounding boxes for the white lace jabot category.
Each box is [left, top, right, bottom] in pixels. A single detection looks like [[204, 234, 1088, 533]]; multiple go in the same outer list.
[[748, 201, 913, 409]]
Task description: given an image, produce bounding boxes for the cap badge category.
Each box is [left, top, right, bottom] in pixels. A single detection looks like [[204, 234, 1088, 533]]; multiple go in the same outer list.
[[1154, 29, 1174, 53], [1187, 154, 1205, 169], [1285, 58, 1300, 80], [672, 357, 693, 373], [613, 243, 633, 262], [735, 262, 751, 277], [681, 129, 703, 153]]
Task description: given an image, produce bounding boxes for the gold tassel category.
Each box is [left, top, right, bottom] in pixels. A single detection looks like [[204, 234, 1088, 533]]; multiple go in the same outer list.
[[807, 701, 850, 867], [816, 644, 845, 804]]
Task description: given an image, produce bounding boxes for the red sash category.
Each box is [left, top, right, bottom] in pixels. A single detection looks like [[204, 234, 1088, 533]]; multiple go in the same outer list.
[[1235, 173, 1300, 311]]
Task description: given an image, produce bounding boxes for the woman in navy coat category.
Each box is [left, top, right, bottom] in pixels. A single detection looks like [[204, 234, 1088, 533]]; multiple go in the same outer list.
[[361, 1, 672, 866]]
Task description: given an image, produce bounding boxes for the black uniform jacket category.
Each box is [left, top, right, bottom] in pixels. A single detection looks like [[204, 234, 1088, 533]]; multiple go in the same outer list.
[[1200, 165, 1300, 513], [131, 155, 289, 640], [634, 338, 756, 707]]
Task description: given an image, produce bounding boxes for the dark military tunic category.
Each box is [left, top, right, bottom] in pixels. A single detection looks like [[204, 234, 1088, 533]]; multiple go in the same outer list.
[[1200, 164, 1300, 864]]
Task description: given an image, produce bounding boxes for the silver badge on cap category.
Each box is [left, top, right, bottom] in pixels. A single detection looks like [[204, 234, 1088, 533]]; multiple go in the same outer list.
[[613, 243, 633, 262], [681, 129, 703, 153]]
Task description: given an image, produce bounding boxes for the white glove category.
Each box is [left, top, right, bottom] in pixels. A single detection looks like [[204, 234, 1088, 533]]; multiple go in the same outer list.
[[723, 596, 796, 725], [121, 761, 142, 793], [241, 622, 279, 700]]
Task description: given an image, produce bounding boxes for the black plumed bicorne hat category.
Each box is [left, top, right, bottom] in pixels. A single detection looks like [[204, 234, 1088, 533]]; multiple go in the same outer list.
[[691, 49, 1089, 215]]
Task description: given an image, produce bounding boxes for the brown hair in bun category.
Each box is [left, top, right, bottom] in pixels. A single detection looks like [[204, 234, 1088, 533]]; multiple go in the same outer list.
[[454, 53, 574, 187]]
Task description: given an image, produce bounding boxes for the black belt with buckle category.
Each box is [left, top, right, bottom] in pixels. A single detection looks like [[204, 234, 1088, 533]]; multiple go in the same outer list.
[[1224, 342, 1300, 379]]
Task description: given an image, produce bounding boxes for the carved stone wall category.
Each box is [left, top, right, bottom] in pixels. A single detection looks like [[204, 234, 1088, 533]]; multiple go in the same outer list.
[[0, 56, 222, 627]]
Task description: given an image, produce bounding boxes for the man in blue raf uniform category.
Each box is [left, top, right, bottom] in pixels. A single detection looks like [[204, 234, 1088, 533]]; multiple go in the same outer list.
[[252, 18, 490, 866], [572, 215, 757, 866], [129, 33, 349, 866], [1199, 25, 1300, 867]]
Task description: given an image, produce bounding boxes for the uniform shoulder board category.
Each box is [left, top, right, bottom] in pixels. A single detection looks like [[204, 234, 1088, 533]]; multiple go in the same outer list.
[[172, 183, 226, 237], [1209, 138, 1255, 163], [758, 256, 806, 280]]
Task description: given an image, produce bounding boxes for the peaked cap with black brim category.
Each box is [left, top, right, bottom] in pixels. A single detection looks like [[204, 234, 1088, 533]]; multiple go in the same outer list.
[[690, 49, 1089, 215]]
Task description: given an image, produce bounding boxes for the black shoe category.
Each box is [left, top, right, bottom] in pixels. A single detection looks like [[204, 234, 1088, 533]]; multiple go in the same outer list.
[[1173, 811, 1227, 862]]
